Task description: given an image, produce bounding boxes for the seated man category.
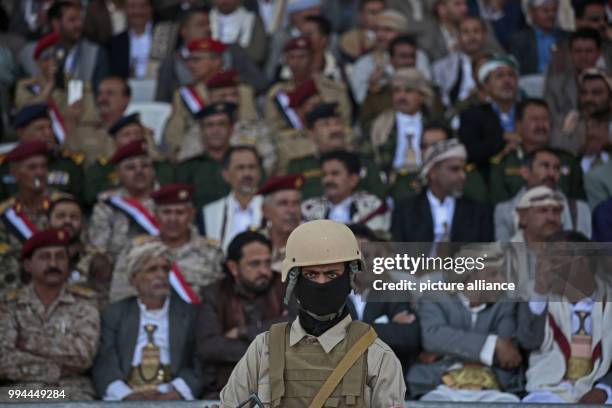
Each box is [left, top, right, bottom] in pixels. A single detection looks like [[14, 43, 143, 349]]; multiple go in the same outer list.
[[301, 150, 390, 235], [406, 243, 522, 402], [196, 231, 291, 391], [93, 240, 209, 400], [517, 231, 612, 404], [0, 229, 100, 400]]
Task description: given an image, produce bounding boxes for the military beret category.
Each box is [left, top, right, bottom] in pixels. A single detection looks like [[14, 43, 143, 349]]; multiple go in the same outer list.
[[151, 183, 194, 205], [288, 79, 318, 108], [195, 102, 237, 120], [34, 32, 60, 59], [13, 103, 49, 129], [21, 228, 70, 260], [6, 141, 49, 163], [109, 139, 148, 165], [108, 113, 141, 137], [258, 174, 305, 196], [283, 35, 312, 53], [207, 69, 240, 90], [186, 37, 227, 55], [305, 102, 340, 127]]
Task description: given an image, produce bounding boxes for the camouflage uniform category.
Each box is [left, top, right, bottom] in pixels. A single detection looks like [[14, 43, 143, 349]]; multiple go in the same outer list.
[[287, 153, 388, 200], [87, 188, 157, 262], [0, 284, 100, 401], [275, 129, 317, 176], [0, 244, 20, 298], [109, 230, 224, 302], [488, 146, 585, 205], [0, 148, 85, 202], [301, 191, 391, 234], [175, 153, 229, 208]]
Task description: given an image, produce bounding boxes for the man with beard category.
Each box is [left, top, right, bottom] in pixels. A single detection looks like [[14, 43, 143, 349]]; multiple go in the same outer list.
[[392, 139, 493, 242], [48, 194, 113, 308], [489, 98, 584, 204], [196, 231, 290, 392], [0, 229, 100, 401], [109, 184, 224, 302], [302, 150, 390, 236], [494, 147, 591, 241], [93, 240, 209, 401], [88, 140, 158, 262], [199, 145, 263, 251], [258, 174, 304, 272], [220, 220, 405, 406]]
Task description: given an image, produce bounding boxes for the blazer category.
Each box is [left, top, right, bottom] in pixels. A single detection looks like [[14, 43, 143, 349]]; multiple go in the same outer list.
[[108, 31, 130, 79], [391, 192, 494, 243], [458, 102, 507, 167], [92, 294, 210, 398]]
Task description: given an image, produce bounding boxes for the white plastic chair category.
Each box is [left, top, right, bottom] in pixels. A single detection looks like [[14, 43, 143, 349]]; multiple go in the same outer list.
[[128, 79, 158, 103], [519, 74, 545, 98], [126, 102, 172, 147]]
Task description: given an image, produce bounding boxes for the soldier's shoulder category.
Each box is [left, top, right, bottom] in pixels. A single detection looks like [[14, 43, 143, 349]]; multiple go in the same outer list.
[[489, 149, 515, 165], [301, 196, 325, 210], [3, 286, 23, 303], [66, 283, 96, 300], [59, 149, 85, 166], [96, 188, 120, 202], [193, 235, 222, 252], [0, 197, 16, 214], [94, 156, 111, 167], [354, 191, 383, 206], [130, 234, 158, 247]]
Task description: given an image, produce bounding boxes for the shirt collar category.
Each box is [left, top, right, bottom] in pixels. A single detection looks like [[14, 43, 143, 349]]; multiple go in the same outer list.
[[137, 296, 170, 316], [229, 192, 257, 212], [396, 111, 422, 122], [426, 189, 454, 208], [129, 21, 153, 39], [327, 195, 353, 210], [457, 292, 487, 313], [289, 314, 353, 353]]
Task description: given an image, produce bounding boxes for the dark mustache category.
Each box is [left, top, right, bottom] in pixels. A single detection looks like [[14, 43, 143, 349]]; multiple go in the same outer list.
[[45, 267, 63, 275], [324, 182, 338, 189]]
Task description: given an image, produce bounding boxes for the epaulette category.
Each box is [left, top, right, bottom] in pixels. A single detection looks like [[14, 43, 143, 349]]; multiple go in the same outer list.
[[97, 188, 119, 201], [0, 197, 16, 214], [131, 234, 157, 246], [67, 283, 95, 299], [49, 191, 73, 201], [202, 236, 221, 248], [4, 287, 22, 302], [489, 151, 507, 165], [465, 163, 476, 173], [303, 168, 322, 179], [61, 150, 85, 166], [97, 156, 109, 166], [0, 242, 9, 255]]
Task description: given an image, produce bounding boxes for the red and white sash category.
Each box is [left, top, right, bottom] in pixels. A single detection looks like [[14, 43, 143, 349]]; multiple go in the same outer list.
[[179, 86, 206, 116], [0, 206, 37, 241], [106, 195, 200, 304], [47, 100, 66, 145], [274, 91, 302, 129]]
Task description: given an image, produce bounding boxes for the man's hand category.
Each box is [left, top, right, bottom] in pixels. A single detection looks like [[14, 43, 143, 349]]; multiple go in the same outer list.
[[224, 327, 239, 339], [494, 337, 522, 369], [392, 310, 416, 324], [368, 66, 386, 93], [123, 390, 162, 400], [155, 390, 183, 400], [578, 388, 608, 404]]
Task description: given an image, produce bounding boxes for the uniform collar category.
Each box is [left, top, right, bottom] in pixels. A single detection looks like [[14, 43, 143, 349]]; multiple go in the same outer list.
[[289, 314, 353, 353]]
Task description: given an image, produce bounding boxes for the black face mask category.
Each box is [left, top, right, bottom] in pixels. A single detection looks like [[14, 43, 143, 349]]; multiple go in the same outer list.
[[294, 269, 352, 317]]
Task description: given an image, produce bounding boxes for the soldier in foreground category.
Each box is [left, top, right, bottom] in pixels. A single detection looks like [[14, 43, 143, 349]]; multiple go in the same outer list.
[[220, 219, 405, 407]]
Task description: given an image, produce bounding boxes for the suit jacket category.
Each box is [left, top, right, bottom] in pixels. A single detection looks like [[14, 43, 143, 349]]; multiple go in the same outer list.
[[391, 192, 494, 243], [585, 160, 612, 210], [508, 27, 568, 75], [92, 294, 210, 398], [406, 296, 521, 397], [458, 102, 507, 167], [108, 31, 130, 79], [83, 0, 114, 45], [593, 198, 612, 242], [543, 68, 577, 121]]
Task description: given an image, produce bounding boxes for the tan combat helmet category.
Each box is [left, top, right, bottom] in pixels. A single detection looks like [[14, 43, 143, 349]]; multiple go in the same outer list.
[[281, 220, 364, 282]]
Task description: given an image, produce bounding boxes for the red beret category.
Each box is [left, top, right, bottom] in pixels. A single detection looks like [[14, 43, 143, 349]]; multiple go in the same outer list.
[[109, 139, 148, 165], [21, 228, 70, 260], [187, 38, 227, 55], [34, 32, 60, 59], [151, 184, 194, 205], [288, 79, 318, 108], [207, 69, 240, 90], [258, 174, 305, 195], [6, 141, 49, 163], [283, 36, 312, 53]]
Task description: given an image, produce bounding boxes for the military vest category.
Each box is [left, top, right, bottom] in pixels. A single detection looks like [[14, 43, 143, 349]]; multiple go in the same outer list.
[[268, 320, 372, 408]]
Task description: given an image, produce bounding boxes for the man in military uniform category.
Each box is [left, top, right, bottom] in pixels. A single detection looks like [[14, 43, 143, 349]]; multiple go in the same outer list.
[[389, 121, 488, 204], [0, 229, 100, 401], [489, 98, 585, 205], [110, 183, 224, 302], [287, 102, 387, 199], [175, 102, 235, 208], [0, 104, 84, 201], [258, 174, 304, 272], [197, 231, 292, 392], [302, 150, 390, 235], [0, 142, 72, 280], [220, 220, 406, 406], [339, 0, 384, 62], [265, 36, 352, 133], [88, 140, 158, 262], [83, 113, 173, 207]]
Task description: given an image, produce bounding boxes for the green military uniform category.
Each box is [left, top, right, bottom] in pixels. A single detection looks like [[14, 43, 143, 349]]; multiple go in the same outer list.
[[82, 157, 175, 208], [287, 154, 388, 200], [0, 149, 84, 201], [488, 146, 585, 205], [389, 163, 489, 204], [175, 153, 229, 208]]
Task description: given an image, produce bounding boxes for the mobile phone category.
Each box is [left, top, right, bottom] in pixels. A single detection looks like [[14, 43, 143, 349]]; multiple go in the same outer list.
[[67, 79, 83, 105]]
